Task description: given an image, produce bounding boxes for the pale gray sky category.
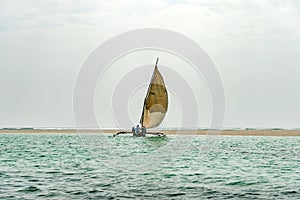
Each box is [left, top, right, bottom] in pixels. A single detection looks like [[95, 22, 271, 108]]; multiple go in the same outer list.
[[0, 0, 300, 128]]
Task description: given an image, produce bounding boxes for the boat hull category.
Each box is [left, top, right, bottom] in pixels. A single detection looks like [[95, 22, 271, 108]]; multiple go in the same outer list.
[[113, 131, 166, 137]]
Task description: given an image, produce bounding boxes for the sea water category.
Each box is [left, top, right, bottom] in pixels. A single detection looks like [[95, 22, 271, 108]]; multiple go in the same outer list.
[[0, 133, 299, 199]]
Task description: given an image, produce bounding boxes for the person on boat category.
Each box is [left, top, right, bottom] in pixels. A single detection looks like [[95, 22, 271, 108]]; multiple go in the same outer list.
[[132, 126, 136, 136], [135, 125, 140, 135], [141, 126, 146, 133], [141, 126, 146, 136]]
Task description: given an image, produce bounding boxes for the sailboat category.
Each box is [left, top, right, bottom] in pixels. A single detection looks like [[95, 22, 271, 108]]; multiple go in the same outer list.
[[113, 58, 168, 137]]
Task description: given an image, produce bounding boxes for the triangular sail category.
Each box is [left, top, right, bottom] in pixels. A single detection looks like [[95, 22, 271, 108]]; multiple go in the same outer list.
[[140, 58, 168, 128]]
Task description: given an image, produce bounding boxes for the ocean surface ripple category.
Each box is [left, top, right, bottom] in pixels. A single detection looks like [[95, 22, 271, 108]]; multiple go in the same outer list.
[[0, 133, 299, 199]]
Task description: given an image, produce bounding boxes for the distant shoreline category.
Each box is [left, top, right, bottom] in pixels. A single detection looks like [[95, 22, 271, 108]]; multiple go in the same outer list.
[[0, 129, 300, 136]]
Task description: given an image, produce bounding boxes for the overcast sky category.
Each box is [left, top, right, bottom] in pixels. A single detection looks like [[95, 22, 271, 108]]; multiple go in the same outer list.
[[0, 0, 300, 128]]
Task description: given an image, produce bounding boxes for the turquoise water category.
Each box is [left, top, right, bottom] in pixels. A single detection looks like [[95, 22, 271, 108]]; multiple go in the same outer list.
[[0, 133, 299, 199]]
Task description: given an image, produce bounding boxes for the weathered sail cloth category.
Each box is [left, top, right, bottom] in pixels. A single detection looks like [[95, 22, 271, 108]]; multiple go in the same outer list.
[[140, 60, 168, 128]]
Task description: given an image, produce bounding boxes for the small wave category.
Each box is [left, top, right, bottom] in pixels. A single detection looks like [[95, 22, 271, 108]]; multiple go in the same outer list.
[[165, 192, 186, 197], [19, 186, 41, 192]]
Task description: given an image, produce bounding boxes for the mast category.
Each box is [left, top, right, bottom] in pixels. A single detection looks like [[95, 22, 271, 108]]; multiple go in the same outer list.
[[144, 58, 159, 101]]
